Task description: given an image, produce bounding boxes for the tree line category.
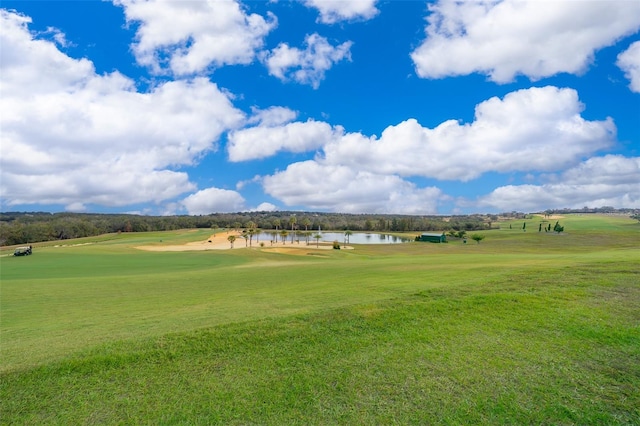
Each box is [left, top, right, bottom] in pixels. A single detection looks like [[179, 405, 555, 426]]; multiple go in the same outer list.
[[540, 207, 638, 215], [3, 208, 637, 247], [0, 211, 497, 246]]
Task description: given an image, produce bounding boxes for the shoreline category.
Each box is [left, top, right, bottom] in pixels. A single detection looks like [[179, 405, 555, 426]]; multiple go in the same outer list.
[[135, 232, 352, 252]]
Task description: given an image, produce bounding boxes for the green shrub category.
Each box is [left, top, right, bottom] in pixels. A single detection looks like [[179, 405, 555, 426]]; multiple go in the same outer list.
[[471, 234, 485, 244]]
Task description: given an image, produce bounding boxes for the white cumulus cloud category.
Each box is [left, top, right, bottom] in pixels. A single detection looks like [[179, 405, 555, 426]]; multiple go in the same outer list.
[[302, 0, 379, 24], [322, 86, 615, 180], [253, 202, 278, 212], [263, 33, 352, 88], [411, 0, 640, 83], [259, 85, 618, 214], [114, 0, 276, 75], [617, 41, 640, 93], [476, 155, 640, 212], [181, 187, 246, 215], [262, 161, 443, 214], [247, 106, 299, 127], [0, 10, 244, 210], [227, 119, 343, 162]]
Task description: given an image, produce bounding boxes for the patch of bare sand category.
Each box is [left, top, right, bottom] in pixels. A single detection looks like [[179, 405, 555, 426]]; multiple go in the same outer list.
[[534, 214, 565, 219], [135, 232, 239, 252], [135, 232, 353, 253]]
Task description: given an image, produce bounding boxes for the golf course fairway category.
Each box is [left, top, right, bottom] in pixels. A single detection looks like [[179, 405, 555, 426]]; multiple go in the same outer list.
[[1, 214, 638, 424]]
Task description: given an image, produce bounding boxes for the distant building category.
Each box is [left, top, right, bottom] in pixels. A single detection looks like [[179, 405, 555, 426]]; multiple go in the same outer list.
[[416, 233, 447, 243]]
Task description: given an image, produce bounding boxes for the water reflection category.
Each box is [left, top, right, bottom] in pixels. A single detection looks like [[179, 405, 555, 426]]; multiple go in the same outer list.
[[253, 231, 412, 245]]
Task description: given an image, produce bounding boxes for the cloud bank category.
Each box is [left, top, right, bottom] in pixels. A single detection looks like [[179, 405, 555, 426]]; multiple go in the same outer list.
[[263, 162, 443, 214], [477, 156, 640, 212], [323, 87, 615, 181], [411, 0, 640, 82], [254, 86, 623, 213], [0, 10, 243, 211]]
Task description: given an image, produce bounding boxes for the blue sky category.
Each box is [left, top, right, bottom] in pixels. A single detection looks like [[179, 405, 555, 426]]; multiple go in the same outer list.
[[1, 0, 639, 215]]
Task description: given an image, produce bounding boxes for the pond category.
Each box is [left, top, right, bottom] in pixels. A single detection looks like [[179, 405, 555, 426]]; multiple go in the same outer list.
[[253, 231, 413, 245]]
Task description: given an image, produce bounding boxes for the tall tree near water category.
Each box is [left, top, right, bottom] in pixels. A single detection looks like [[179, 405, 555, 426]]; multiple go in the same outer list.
[[289, 216, 297, 243], [344, 230, 352, 245], [245, 221, 256, 246]]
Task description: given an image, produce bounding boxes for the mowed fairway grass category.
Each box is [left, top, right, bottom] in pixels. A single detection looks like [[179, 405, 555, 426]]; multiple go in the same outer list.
[[1, 215, 639, 424]]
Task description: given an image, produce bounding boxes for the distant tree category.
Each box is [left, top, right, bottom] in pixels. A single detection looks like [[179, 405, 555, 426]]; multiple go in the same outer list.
[[313, 233, 322, 248], [227, 235, 236, 248], [632, 213, 640, 223], [553, 221, 564, 233], [456, 230, 467, 239], [289, 216, 297, 243], [539, 223, 542, 232], [300, 231, 311, 245], [302, 217, 311, 231], [273, 219, 281, 232], [471, 234, 485, 244], [280, 230, 288, 244]]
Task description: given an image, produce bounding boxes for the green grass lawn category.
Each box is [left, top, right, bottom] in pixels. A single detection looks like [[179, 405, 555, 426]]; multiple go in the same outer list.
[[1, 215, 639, 424]]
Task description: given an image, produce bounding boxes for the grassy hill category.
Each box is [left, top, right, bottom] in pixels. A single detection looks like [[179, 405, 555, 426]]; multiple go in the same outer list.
[[1, 214, 638, 424]]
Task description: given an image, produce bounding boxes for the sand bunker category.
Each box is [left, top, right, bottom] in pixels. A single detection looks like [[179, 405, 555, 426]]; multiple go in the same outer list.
[[135, 232, 352, 252]]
